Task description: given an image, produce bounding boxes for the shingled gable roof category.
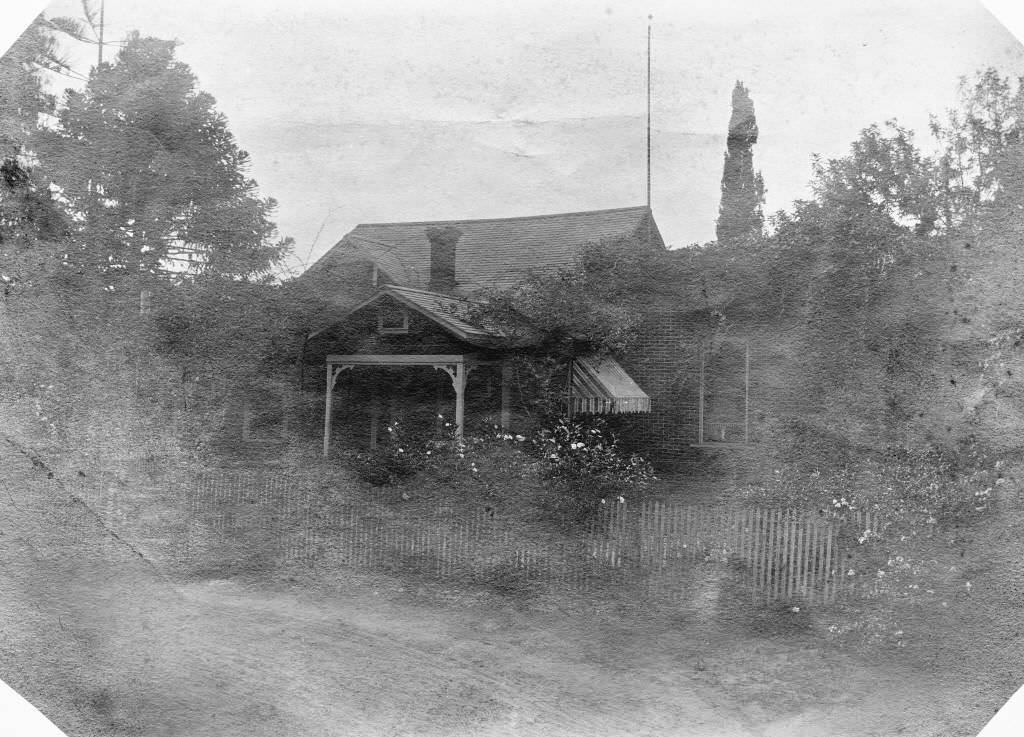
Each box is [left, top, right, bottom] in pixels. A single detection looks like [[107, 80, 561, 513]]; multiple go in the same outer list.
[[325, 283, 521, 348], [306, 206, 665, 293]]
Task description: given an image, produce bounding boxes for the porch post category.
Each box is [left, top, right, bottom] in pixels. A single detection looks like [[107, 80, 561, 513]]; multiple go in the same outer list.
[[432, 359, 471, 442], [500, 360, 512, 429], [453, 362, 467, 441], [323, 364, 335, 458], [323, 364, 351, 458]]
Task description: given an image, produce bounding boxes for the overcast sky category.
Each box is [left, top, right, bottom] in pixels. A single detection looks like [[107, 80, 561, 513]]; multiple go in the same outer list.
[[32, 0, 1024, 273]]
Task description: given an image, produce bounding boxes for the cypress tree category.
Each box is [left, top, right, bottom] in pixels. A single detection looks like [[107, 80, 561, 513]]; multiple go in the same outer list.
[[716, 81, 765, 246]]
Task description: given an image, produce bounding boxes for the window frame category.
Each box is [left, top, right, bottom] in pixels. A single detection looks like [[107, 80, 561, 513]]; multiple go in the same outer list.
[[377, 304, 410, 335]]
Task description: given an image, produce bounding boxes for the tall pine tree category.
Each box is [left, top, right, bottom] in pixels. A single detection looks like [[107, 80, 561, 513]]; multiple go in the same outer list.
[[716, 81, 765, 246], [38, 32, 292, 286]]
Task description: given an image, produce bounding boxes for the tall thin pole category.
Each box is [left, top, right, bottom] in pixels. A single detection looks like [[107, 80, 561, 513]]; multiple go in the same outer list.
[[98, 0, 105, 66], [646, 15, 652, 209]]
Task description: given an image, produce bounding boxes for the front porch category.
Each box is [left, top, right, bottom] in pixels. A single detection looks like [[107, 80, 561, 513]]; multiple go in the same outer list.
[[322, 353, 512, 457]]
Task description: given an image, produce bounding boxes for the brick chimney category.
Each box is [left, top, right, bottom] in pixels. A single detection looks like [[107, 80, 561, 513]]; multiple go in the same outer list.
[[426, 225, 462, 293]]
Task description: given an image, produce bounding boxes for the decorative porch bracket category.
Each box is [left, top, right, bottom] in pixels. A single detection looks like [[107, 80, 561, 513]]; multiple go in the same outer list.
[[432, 362, 476, 442], [323, 363, 353, 458]]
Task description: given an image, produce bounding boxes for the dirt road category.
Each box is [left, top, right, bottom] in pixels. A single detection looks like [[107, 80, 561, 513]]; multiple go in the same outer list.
[[0, 440, 977, 736]]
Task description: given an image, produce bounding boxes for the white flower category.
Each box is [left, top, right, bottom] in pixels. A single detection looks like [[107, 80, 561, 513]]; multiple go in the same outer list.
[[515, 435, 525, 442], [790, 606, 800, 613], [618, 496, 625, 503]]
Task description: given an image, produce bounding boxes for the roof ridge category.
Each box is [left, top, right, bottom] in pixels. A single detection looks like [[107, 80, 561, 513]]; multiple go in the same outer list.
[[353, 205, 650, 228]]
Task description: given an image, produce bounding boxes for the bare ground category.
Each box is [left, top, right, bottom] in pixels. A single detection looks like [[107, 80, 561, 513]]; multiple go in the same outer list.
[[0, 441, 989, 736]]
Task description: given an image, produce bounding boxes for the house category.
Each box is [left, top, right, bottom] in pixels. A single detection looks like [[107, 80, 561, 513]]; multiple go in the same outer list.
[[300, 205, 760, 467], [299, 206, 663, 454]]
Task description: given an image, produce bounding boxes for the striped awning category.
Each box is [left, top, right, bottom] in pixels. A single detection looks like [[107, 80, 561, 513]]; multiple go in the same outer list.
[[571, 356, 651, 415]]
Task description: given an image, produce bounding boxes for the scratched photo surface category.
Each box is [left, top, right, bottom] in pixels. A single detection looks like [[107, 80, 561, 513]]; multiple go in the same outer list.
[[2, 1, 1023, 735]]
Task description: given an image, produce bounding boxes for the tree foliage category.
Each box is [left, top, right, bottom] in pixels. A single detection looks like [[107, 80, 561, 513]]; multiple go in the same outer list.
[[37, 32, 292, 285], [470, 236, 681, 357], [930, 69, 1024, 226], [0, 18, 298, 454], [0, 17, 67, 289], [716, 81, 765, 247], [810, 122, 939, 234]]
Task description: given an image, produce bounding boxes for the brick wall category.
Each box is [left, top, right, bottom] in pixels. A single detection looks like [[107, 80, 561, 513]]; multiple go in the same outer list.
[[613, 309, 829, 471]]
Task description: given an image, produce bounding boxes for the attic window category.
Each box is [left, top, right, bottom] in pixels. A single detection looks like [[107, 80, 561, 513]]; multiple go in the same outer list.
[[371, 264, 379, 287], [377, 304, 409, 334]]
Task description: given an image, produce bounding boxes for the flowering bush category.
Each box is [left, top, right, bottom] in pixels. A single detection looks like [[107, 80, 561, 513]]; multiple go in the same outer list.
[[533, 417, 656, 507], [738, 443, 997, 524], [340, 414, 655, 522], [343, 415, 532, 489], [346, 446, 416, 487], [732, 442, 1001, 652]]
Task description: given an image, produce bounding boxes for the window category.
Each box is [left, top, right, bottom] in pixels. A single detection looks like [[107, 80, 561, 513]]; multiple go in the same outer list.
[[693, 339, 751, 447], [377, 304, 409, 334]]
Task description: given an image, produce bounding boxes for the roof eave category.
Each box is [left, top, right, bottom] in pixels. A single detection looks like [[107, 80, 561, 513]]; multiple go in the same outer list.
[[377, 285, 512, 347]]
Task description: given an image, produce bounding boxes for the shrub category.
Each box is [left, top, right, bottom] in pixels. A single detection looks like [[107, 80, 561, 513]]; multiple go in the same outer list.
[[339, 415, 534, 493], [737, 442, 997, 524], [346, 447, 418, 486], [335, 414, 656, 525], [533, 416, 656, 518]]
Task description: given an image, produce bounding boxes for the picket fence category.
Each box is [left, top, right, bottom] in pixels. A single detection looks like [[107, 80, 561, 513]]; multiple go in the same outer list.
[[182, 472, 882, 604], [601, 500, 881, 604]]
